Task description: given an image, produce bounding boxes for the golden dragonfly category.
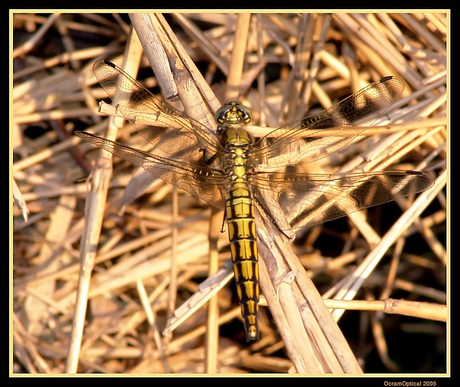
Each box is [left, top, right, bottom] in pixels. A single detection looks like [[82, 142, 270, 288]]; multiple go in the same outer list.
[[76, 59, 434, 341]]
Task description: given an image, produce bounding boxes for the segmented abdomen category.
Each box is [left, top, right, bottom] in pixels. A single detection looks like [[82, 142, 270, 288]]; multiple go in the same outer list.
[[225, 181, 260, 341]]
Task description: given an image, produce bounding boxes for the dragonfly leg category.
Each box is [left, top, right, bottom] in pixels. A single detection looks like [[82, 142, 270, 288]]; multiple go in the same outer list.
[[220, 212, 226, 233], [253, 195, 293, 240], [199, 148, 219, 165]]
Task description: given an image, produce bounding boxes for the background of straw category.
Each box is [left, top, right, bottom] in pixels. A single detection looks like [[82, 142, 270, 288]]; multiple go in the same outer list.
[[12, 12, 447, 374]]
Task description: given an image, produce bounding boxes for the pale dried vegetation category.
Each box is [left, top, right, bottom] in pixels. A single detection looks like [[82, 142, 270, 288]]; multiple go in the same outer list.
[[12, 12, 447, 374]]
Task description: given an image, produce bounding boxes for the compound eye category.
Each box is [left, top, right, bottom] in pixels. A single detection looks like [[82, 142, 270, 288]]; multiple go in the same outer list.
[[214, 101, 252, 124], [238, 104, 252, 122], [214, 103, 235, 123]]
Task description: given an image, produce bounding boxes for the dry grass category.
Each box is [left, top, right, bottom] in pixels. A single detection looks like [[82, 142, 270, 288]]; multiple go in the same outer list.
[[12, 12, 447, 374]]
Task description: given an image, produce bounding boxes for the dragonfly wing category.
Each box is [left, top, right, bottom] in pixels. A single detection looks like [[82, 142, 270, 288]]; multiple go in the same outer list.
[[252, 76, 405, 169], [76, 131, 227, 209], [254, 169, 434, 231], [92, 59, 221, 164]]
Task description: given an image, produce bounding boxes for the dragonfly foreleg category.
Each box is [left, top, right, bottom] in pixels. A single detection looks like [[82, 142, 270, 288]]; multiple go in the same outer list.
[[199, 148, 219, 165]]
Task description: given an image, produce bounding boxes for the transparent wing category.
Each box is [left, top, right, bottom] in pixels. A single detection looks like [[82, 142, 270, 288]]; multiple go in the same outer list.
[[253, 169, 434, 231], [76, 131, 227, 209], [252, 76, 405, 169], [92, 59, 221, 165]]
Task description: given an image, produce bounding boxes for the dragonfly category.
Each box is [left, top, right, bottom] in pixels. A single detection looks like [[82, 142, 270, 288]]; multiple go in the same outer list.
[[76, 59, 434, 341]]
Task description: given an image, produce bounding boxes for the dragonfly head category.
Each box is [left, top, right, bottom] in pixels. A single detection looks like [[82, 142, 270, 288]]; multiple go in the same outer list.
[[215, 101, 252, 130]]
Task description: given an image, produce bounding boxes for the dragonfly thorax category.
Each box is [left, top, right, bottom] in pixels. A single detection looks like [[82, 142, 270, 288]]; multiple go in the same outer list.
[[220, 127, 253, 147]]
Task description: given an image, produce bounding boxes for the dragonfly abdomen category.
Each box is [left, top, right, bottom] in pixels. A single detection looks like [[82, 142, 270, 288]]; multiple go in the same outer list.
[[226, 182, 260, 341]]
